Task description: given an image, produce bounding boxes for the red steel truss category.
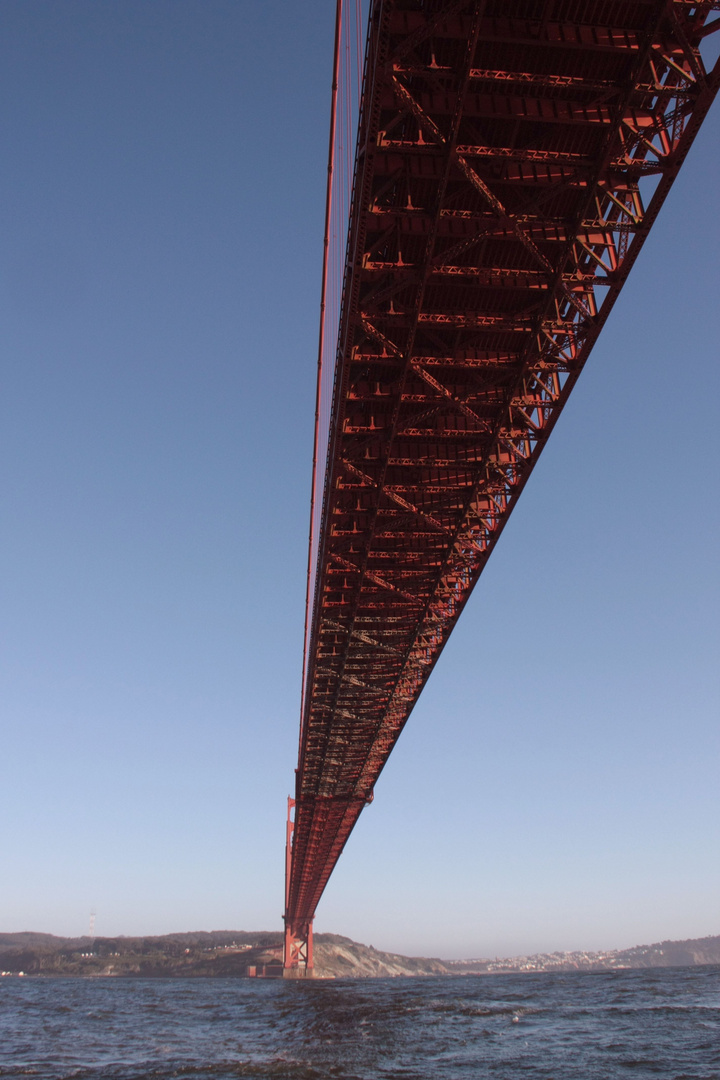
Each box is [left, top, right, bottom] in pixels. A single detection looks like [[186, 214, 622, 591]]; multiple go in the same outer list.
[[283, 0, 720, 973]]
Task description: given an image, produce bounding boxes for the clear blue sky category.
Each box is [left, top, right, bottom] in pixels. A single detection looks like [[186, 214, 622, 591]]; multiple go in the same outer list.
[[1, 1, 718, 960]]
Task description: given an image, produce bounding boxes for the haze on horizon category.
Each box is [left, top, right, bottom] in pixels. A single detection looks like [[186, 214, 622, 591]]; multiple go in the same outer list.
[[1, 1, 718, 962]]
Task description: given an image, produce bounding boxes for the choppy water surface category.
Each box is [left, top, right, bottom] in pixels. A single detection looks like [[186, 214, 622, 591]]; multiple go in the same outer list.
[[1, 967, 718, 1079]]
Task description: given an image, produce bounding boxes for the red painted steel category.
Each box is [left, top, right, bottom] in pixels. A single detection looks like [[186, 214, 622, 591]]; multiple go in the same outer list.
[[283, 799, 314, 976], [284, 0, 720, 968]]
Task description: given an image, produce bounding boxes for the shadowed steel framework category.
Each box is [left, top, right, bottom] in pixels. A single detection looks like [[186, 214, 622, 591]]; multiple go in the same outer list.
[[283, 0, 720, 975]]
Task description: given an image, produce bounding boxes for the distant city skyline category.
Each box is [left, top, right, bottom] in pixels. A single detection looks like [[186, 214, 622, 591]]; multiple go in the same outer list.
[[1, 1, 718, 959]]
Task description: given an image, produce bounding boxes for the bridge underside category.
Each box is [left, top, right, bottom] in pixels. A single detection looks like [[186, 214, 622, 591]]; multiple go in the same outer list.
[[284, 0, 719, 967]]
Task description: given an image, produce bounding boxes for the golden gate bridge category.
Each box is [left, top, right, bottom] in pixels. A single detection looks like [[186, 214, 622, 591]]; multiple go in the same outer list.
[[281, 0, 720, 975]]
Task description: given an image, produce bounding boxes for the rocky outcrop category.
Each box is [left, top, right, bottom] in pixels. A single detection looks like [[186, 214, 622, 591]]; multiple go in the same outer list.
[[313, 934, 448, 977]]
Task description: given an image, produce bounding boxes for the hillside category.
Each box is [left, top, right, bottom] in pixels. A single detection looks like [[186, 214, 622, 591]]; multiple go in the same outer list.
[[0, 930, 718, 979], [447, 935, 720, 974], [0, 930, 447, 978]]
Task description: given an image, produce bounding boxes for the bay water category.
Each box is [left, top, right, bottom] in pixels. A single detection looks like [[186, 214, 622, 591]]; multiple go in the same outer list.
[[1, 966, 718, 1079]]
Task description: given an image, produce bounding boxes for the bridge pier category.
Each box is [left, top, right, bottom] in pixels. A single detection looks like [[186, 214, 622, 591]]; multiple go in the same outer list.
[[282, 918, 314, 977]]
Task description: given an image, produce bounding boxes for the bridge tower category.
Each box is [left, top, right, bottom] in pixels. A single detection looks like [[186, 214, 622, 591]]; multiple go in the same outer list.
[[283, 798, 314, 977]]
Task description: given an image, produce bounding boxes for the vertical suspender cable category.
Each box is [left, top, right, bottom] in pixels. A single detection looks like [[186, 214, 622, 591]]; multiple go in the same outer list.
[[299, 0, 344, 744], [355, 0, 363, 101]]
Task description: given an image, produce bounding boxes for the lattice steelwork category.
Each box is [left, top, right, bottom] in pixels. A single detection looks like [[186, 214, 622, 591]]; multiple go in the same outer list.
[[284, 0, 720, 972]]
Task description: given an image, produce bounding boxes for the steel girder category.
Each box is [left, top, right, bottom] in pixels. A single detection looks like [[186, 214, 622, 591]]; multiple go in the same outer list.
[[285, 0, 720, 936]]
